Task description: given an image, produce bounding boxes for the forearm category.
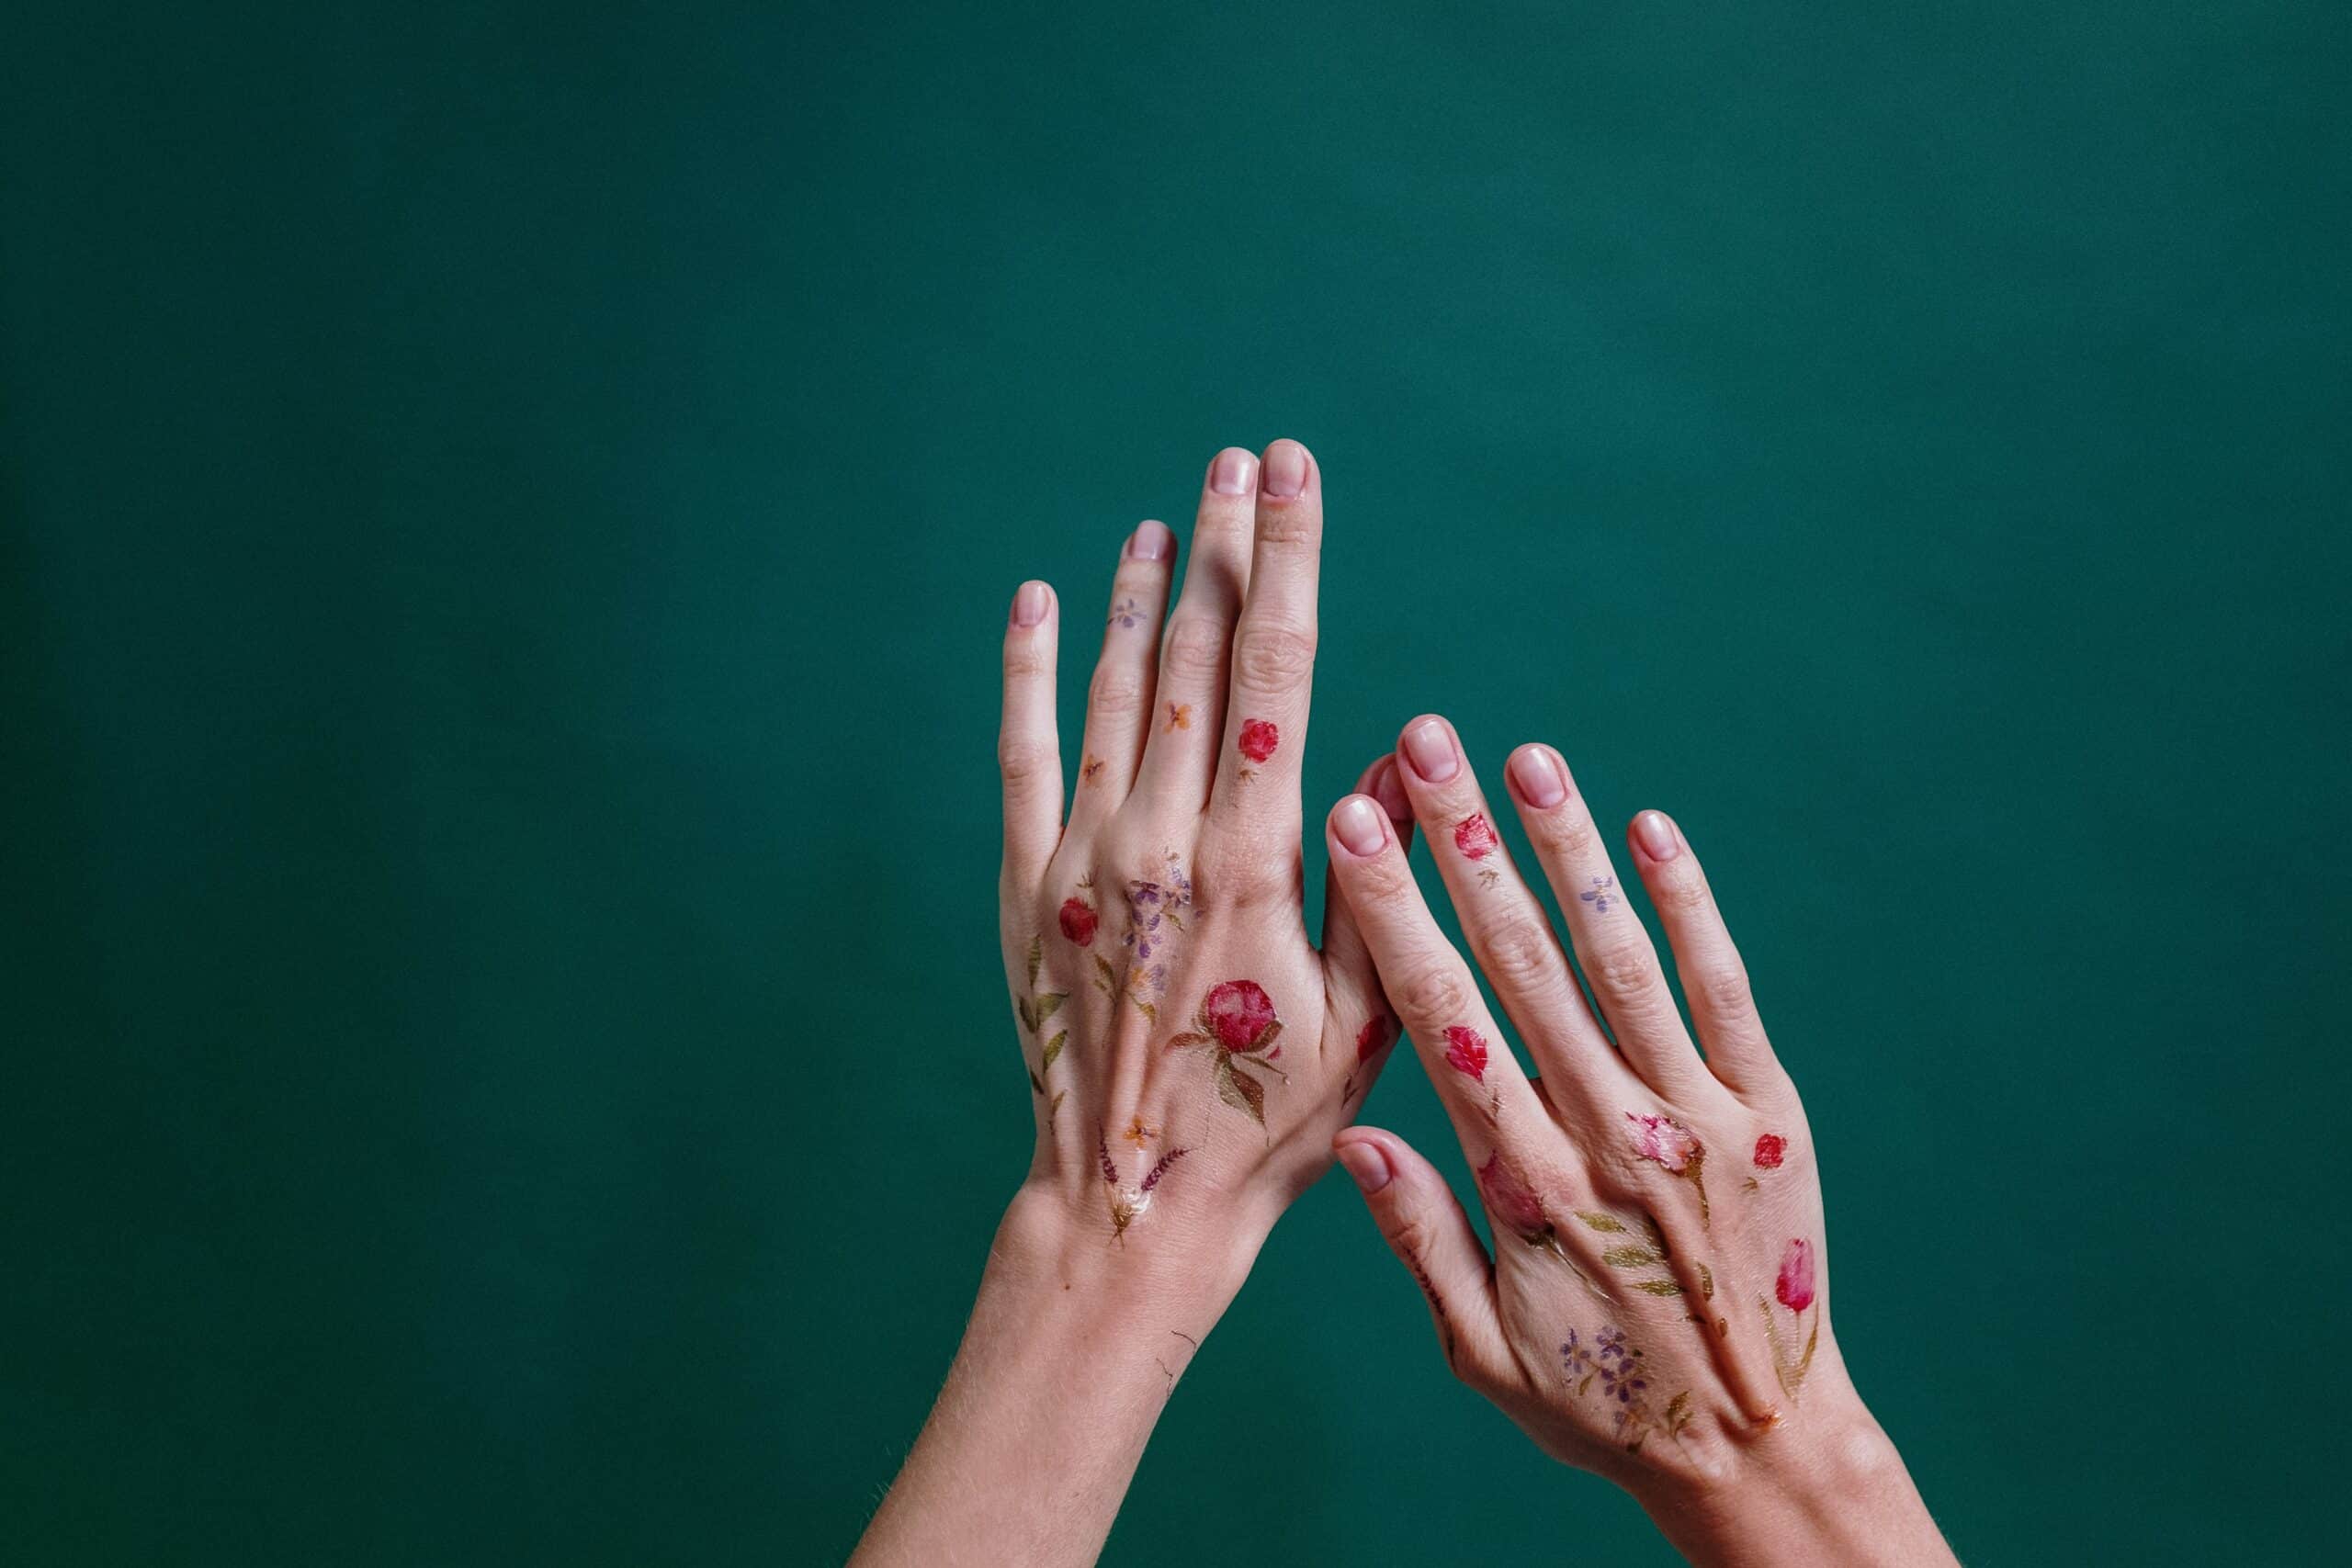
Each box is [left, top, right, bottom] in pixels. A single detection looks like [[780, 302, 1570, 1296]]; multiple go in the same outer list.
[[850, 1190, 1266, 1568], [1634, 1383, 1958, 1568]]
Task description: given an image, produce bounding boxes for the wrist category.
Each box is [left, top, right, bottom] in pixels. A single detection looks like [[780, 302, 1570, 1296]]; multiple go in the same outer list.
[[1629, 1380, 1956, 1568], [981, 1181, 1272, 1342]]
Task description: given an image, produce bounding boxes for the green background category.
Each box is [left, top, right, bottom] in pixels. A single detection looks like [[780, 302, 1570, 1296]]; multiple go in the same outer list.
[[7, 2, 2347, 1562]]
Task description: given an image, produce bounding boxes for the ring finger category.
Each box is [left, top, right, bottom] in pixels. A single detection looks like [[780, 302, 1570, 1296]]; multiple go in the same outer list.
[[1065, 519, 1176, 829]]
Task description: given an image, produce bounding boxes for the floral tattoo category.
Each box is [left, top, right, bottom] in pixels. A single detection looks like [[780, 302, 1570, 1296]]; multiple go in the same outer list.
[[1453, 812, 1502, 887], [1578, 875, 1618, 914], [1626, 1111, 1710, 1224], [1164, 702, 1192, 732], [1089, 852, 1193, 1022], [1099, 1133, 1189, 1243], [1560, 1325, 1695, 1453], [1107, 596, 1143, 628], [1019, 935, 1069, 1124], [1340, 1012, 1396, 1105], [1762, 1237, 1821, 1399], [1165, 979, 1283, 1126], [1235, 717, 1279, 780]]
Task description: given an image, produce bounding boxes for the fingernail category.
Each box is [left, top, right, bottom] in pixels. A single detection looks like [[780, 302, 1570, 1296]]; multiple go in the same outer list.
[[1370, 757, 1411, 821], [1632, 809, 1680, 862], [1400, 717, 1460, 784], [1261, 440, 1307, 498], [1125, 520, 1173, 561], [1333, 795, 1388, 857], [1012, 581, 1048, 626], [1209, 448, 1255, 496], [1336, 1140, 1393, 1194], [1508, 747, 1566, 809]]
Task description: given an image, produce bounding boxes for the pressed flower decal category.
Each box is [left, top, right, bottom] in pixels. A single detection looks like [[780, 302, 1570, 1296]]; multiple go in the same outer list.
[[1100, 1134, 1189, 1242], [1560, 1326, 1694, 1453], [1762, 1237, 1821, 1399], [1453, 813, 1502, 886], [1753, 1134, 1786, 1169], [1091, 852, 1193, 1021], [1579, 876, 1618, 914], [1477, 1153, 1553, 1246], [1120, 1114, 1159, 1149], [1443, 1025, 1489, 1083], [1568, 1208, 1688, 1298], [1059, 896, 1098, 946], [1165, 979, 1283, 1126], [1107, 596, 1143, 629], [1235, 717, 1279, 780], [1019, 934, 1068, 1125], [1340, 1012, 1396, 1105], [1164, 702, 1192, 732], [1081, 754, 1105, 784], [1626, 1111, 1710, 1224]]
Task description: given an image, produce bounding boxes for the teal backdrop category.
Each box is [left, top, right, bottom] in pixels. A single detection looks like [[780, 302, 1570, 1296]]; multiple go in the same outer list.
[[6, 2, 2347, 1562]]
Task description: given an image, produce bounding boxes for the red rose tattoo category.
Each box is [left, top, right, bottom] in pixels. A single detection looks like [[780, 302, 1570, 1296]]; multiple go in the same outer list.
[[1058, 897, 1098, 946], [1443, 1024, 1489, 1083], [1454, 812, 1501, 886], [1166, 979, 1285, 1126]]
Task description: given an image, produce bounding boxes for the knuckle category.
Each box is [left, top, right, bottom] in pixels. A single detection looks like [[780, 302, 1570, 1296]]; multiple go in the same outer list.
[[1533, 806, 1600, 862], [1344, 852, 1416, 908], [1698, 963, 1756, 1020], [1194, 832, 1283, 905], [1659, 871, 1714, 913], [1087, 663, 1146, 717], [1479, 919, 1559, 991], [1160, 613, 1227, 685], [1002, 645, 1053, 680], [1584, 945, 1663, 1010], [1396, 960, 1475, 1028], [1254, 505, 1322, 550], [1229, 622, 1317, 694], [997, 737, 1056, 785]]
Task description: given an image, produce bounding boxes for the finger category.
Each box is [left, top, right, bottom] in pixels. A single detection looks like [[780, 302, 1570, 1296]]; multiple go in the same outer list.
[[1134, 447, 1257, 814], [999, 580, 1061, 894], [1625, 810, 1782, 1096], [1391, 716, 1620, 1093], [1066, 520, 1176, 826], [1333, 1127, 1512, 1388], [1321, 758, 1414, 1109], [1325, 794, 1548, 1145], [1505, 743, 1710, 1101], [1204, 439, 1320, 868]]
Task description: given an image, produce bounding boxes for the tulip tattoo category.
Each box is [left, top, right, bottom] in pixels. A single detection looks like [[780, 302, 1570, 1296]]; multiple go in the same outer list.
[[1626, 1111, 1711, 1225], [1762, 1237, 1821, 1399]]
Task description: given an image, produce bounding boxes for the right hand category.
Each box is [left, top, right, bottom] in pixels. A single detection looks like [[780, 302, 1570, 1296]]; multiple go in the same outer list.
[[1321, 718, 1957, 1566]]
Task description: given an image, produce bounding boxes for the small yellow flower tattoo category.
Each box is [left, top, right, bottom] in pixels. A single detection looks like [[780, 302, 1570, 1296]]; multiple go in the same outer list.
[[1121, 1115, 1160, 1149], [1165, 703, 1192, 732], [1081, 754, 1104, 783]]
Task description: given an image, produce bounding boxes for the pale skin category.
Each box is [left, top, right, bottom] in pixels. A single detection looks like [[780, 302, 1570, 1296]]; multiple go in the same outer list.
[[1324, 719, 1958, 1567], [852, 446, 1956, 1566], [851, 439, 1412, 1568]]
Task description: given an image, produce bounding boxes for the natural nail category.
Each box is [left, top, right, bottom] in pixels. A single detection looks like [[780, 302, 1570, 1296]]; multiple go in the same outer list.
[[1125, 520, 1173, 561], [1632, 809, 1681, 862], [1509, 747, 1567, 809], [1400, 717, 1460, 784], [1261, 440, 1308, 498], [1370, 757, 1412, 821], [1336, 1141, 1393, 1194], [1209, 448, 1255, 497], [1012, 581, 1048, 627], [1333, 795, 1388, 857]]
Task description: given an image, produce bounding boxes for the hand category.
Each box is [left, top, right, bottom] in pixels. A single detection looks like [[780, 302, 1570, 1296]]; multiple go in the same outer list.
[[992, 440, 1404, 1286], [1323, 718, 1956, 1568], [854, 441, 1408, 1568]]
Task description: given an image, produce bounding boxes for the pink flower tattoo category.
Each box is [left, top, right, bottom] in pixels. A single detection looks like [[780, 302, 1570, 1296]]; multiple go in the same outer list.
[[1753, 1133, 1787, 1169], [1775, 1238, 1816, 1313], [1443, 1024, 1489, 1083], [1058, 897, 1098, 946], [1477, 1153, 1553, 1246], [1625, 1111, 1711, 1224], [1166, 979, 1284, 1126], [1236, 718, 1279, 777], [1454, 812, 1501, 886]]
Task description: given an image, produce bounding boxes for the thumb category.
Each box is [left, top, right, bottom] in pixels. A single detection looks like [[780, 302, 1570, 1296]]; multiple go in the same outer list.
[[1332, 1126, 1509, 1388]]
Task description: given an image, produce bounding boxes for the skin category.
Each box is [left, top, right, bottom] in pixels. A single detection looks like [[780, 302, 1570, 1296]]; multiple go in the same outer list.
[[1325, 720, 1959, 1567], [850, 441, 1411, 1567], [854, 446, 1955, 1564]]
